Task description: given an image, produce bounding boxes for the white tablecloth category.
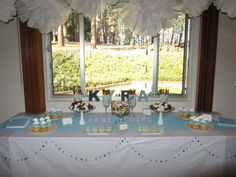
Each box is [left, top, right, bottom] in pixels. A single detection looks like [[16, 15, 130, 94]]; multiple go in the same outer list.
[[1, 135, 236, 177]]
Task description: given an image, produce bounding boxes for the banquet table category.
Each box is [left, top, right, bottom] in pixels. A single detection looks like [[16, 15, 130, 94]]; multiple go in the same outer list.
[[0, 112, 236, 177]]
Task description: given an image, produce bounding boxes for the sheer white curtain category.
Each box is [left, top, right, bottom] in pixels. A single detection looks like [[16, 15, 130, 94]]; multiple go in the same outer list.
[[0, 0, 236, 35]]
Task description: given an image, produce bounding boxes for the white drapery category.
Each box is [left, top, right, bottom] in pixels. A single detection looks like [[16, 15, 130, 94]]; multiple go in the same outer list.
[[0, 0, 236, 34], [1, 136, 236, 177]]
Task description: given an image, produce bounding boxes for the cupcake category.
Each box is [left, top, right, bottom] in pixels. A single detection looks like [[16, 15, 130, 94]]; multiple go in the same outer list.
[[40, 121, 48, 132], [46, 119, 53, 131], [32, 122, 40, 132], [200, 123, 210, 130], [105, 126, 112, 133]]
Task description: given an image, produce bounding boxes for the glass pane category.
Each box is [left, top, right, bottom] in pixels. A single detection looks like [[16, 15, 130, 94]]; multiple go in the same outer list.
[[157, 14, 189, 94], [85, 7, 152, 97], [51, 11, 81, 95]]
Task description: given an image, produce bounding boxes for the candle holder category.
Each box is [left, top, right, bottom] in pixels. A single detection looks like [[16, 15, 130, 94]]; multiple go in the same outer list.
[[102, 94, 111, 114], [128, 94, 136, 115]]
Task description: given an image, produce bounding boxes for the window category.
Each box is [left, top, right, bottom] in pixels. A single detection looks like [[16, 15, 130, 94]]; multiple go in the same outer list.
[[46, 9, 190, 98]]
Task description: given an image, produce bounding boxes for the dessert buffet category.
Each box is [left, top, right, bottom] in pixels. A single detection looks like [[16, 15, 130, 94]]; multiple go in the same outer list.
[[1, 101, 236, 177], [1, 112, 236, 177], [1, 89, 236, 177]]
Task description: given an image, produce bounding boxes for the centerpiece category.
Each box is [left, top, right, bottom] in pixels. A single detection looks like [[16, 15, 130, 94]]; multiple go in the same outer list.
[[111, 100, 129, 124]]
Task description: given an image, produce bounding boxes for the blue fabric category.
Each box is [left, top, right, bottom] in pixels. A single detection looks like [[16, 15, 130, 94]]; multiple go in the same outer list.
[[0, 113, 235, 132]]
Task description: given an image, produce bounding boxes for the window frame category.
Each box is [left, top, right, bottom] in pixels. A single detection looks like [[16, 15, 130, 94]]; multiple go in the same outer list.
[[43, 14, 194, 102]]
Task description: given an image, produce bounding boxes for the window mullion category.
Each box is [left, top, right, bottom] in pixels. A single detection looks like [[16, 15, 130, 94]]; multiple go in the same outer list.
[[152, 34, 160, 95], [79, 14, 85, 95], [182, 15, 190, 95]]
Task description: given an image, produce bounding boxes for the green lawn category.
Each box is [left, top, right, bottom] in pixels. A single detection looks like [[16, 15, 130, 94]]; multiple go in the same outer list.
[[52, 46, 184, 94]]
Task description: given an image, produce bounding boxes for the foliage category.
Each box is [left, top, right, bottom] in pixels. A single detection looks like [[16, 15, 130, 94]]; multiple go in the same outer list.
[[159, 52, 183, 81], [52, 47, 183, 92], [85, 51, 152, 88], [52, 48, 80, 92], [65, 10, 91, 42]]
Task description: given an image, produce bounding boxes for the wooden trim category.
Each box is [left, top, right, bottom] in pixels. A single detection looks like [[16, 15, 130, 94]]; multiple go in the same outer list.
[[20, 22, 46, 113], [195, 5, 219, 112]]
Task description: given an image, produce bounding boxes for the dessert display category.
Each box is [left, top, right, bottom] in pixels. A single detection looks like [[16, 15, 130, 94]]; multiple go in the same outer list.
[[150, 89, 174, 113], [176, 107, 195, 119], [69, 100, 95, 113], [45, 107, 64, 119], [111, 100, 129, 116], [150, 102, 173, 112], [138, 126, 162, 135], [84, 126, 112, 135], [31, 116, 55, 133], [187, 114, 212, 131]]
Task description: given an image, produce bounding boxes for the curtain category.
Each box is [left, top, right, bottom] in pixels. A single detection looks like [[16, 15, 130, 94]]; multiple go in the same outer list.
[[0, 0, 236, 35]]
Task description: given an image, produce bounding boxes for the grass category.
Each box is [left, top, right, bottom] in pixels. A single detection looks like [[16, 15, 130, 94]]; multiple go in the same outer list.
[[52, 45, 184, 94]]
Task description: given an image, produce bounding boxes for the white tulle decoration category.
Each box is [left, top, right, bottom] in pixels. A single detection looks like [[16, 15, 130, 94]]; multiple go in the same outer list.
[[181, 0, 213, 17], [17, 0, 70, 33], [215, 0, 236, 18], [0, 0, 16, 22], [1, 0, 236, 34], [68, 0, 109, 17], [121, 0, 181, 36]]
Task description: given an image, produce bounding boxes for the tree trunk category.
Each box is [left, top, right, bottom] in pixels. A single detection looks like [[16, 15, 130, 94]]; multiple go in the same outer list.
[[75, 13, 80, 42], [63, 25, 67, 43], [52, 30, 57, 43], [102, 10, 107, 44], [91, 17, 97, 49], [58, 25, 64, 46], [96, 15, 101, 44], [178, 26, 184, 47], [170, 27, 175, 45], [130, 33, 135, 48]]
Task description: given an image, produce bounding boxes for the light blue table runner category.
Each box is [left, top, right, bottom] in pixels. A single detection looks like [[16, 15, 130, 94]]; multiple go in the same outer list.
[[0, 113, 235, 133]]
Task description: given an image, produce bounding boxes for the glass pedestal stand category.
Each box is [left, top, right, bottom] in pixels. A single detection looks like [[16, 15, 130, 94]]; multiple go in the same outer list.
[[157, 110, 165, 134], [115, 116, 126, 125], [79, 112, 85, 125], [158, 111, 163, 126]]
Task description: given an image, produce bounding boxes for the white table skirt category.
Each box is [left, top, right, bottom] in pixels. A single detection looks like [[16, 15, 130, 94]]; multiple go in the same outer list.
[[1, 136, 236, 177]]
